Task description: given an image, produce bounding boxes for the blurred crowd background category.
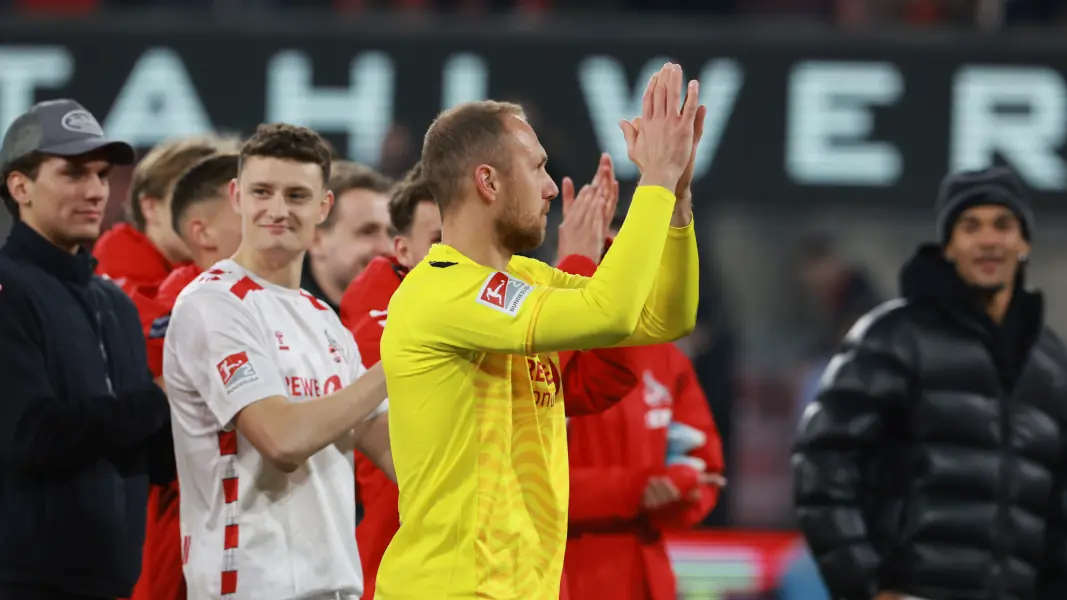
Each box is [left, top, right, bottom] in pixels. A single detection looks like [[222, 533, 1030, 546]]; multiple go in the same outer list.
[[3, 0, 1067, 596], [2, 0, 1067, 24]]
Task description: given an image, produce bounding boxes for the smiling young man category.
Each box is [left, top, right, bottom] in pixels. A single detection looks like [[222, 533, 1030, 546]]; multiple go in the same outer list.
[[793, 167, 1067, 600], [163, 124, 392, 600]]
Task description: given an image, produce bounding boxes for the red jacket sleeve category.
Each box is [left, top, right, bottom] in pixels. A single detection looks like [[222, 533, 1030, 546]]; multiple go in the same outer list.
[[649, 348, 724, 529], [127, 287, 170, 379], [555, 254, 642, 417], [568, 463, 658, 524]]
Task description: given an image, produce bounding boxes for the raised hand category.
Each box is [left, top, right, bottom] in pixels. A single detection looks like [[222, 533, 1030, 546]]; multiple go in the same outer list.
[[618, 63, 700, 194], [557, 175, 608, 263], [591, 153, 620, 238], [675, 103, 707, 201]]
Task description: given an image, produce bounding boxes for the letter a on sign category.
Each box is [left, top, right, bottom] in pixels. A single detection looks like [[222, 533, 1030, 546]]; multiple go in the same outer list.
[[476, 272, 532, 316]]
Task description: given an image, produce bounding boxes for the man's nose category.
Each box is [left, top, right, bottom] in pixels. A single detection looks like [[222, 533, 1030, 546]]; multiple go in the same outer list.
[[86, 175, 109, 202], [545, 179, 560, 200], [264, 192, 288, 218]]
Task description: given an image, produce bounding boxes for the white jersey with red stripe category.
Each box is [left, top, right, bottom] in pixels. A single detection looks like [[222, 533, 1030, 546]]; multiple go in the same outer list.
[[163, 258, 386, 600]]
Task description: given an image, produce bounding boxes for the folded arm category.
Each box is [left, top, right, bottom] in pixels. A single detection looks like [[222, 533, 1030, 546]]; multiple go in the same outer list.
[[0, 279, 170, 473], [649, 354, 724, 529], [569, 462, 656, 523]]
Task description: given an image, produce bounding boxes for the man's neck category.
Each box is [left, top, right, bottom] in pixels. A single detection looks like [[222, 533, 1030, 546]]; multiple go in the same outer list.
[[441, 208, 511, 272], [231, 245, 304, 289], [21, 217, 79, 254], [193, 250, 227, 273], [984, 286, 1013, 324]]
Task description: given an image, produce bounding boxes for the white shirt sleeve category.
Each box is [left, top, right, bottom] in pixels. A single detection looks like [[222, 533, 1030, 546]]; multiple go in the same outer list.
[[344, 327, 388, 421], [167, 289, 289, 429]]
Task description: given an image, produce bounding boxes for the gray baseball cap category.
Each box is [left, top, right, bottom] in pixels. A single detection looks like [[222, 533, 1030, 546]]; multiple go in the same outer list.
[[0, 99, 135, 173]]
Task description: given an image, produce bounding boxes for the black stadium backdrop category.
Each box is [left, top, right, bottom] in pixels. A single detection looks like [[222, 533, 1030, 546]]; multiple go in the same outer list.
[[2, 17, 1067, 210]]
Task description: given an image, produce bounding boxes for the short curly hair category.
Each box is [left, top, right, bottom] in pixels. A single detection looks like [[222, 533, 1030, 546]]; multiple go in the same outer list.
[[239, 123, 333, 185]]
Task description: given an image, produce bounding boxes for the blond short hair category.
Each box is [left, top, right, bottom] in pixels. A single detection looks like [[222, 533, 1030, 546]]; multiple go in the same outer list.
[[420, 100, 525, 214], [128, 135, 241, 229]]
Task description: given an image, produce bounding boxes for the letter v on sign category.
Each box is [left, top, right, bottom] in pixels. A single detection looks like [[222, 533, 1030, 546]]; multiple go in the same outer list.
[[577, 55, 744, 180]]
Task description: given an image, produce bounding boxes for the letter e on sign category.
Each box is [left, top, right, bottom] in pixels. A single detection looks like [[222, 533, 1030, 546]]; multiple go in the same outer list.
[[476, 272, 532, 316]]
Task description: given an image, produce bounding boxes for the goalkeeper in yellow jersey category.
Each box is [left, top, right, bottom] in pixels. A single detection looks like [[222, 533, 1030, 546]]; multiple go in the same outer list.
[[378, 62, 702, 600]]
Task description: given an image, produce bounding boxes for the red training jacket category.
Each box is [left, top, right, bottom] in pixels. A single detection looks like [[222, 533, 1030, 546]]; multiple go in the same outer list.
[[94, 223, 189, 377], [339, 254, 644, 600], [126, 264, 202, 600], [564, 342, 724, 600], [94, 223, 180, 298]]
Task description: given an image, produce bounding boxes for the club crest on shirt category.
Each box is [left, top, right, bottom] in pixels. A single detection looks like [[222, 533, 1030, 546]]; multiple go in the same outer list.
[[476, 271, 532, 316], [325, 330, 344, 364], [216, 351, 258, 392]]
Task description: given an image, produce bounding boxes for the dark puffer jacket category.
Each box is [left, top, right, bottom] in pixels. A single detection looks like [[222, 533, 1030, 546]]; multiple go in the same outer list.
[[793, 244, 1067, 600]]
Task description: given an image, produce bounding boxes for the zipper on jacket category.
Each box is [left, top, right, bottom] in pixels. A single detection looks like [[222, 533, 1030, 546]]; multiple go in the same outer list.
[[95, 310, 114, 395]]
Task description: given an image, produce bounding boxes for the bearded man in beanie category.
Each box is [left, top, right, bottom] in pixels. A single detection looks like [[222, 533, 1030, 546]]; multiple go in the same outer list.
[[793, 165, 1067, 600]]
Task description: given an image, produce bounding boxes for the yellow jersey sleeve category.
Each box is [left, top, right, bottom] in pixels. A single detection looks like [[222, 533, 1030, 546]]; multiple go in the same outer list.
[[401, 185, 682, 355], [510, 211, 700, 348], [617, 217, 700, 347]]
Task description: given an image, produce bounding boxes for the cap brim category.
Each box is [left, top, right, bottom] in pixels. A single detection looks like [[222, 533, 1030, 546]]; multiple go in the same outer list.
[[40, 138, 136, 166]]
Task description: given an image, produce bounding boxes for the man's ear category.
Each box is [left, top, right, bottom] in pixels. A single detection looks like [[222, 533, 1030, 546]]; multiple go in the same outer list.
[[228, 178, 240, 213], [139, 194, 161, 226], [319, 190, 335, 225], [473, 164, 498, 204], [187, 218, 209, 250], [6, 171, 33, 211]]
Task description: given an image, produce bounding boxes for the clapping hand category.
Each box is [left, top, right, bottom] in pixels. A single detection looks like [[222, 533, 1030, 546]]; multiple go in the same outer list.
[[557, 153, 620, 263], [619, 62, 700, 196]]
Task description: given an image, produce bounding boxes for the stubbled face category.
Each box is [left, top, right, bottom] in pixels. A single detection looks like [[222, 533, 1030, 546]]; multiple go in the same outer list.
[[231, 156, 332, 258], [395, 200, 442, 268], [491, 116, 559, 254], [311, 187, 392, 291], [9, 152, 112, 249], [944, 204, 1030, 293]]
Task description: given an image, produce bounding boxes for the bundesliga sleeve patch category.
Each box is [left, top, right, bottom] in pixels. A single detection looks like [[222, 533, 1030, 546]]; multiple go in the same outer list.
[[476, 272, 533, 316], [216, 351, 259, 392]]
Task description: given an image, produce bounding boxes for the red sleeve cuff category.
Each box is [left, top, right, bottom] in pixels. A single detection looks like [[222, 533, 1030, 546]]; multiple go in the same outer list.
[[557, 254, 598, 277]]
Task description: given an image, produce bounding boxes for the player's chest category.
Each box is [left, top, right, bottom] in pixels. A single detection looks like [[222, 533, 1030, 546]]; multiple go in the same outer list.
[[500, 353, 561, 411], [250, 301, 352, 400]]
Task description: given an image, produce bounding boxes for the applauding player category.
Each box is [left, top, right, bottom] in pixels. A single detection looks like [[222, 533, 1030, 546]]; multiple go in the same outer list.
[[378, 62, 701, 599], [164, 124, 391, 600]]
